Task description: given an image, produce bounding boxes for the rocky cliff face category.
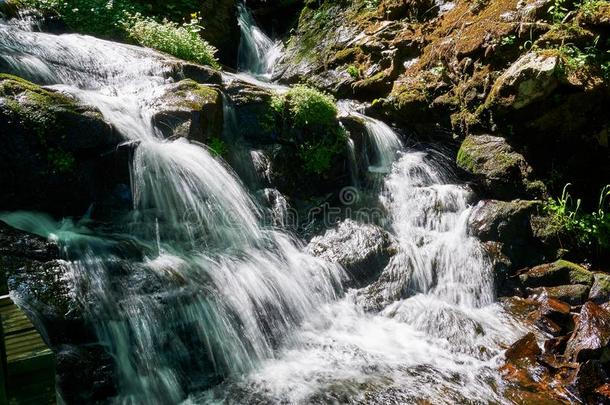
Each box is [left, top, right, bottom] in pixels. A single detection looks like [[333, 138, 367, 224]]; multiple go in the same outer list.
[[276, 0, 610, 204]]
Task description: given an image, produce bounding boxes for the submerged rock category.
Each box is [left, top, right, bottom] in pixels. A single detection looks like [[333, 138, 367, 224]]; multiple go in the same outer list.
[[307, 219, 397, 286]]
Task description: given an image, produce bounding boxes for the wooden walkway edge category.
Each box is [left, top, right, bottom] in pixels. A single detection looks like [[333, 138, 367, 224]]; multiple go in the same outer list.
[[0, 294, 56, 405]]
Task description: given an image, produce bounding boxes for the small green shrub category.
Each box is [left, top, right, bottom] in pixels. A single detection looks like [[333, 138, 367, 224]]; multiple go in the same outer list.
[[272, 85, 345, 175], [16, 0, 141, 37], [284, 84, 338, 131], [500, 35, 516, 47], [545, 183, 610, 253], [123, 13, 219, 68], [346, 65, 360, 79], [299, 142, 335, 174], [548, 0, 568, 23], [206, 137, 227, 157]]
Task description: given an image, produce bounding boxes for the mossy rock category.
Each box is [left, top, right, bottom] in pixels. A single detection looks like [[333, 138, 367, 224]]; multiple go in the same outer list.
[[590, 273, 610, 304], [0, 75, 126, 216], [150, 79, 223, 143], [456, 134, 544, 199], [519, 260, 595, 288], [486, 52, 559, 111]]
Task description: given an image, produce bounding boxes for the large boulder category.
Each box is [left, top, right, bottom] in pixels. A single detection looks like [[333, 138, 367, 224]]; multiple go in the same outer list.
[[457, 135, 545, 199], [519, 260, 594, 288], [486, 52, 559, 110], [0, 74, 128, 217], [565, 301, 610, 363], [468, 199, 552, 288], [307, 219, 397, 286], [150, 79, 223, 143]]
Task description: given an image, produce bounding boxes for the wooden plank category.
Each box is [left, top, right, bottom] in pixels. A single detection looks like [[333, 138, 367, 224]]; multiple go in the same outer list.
[[0, 295, 56, 404]]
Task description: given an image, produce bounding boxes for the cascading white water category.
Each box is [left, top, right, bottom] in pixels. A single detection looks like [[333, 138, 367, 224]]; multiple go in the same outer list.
[[236, 3, 283, 78], [338, 100, 403, 175], [1, 15, 527, 405], [0, 22, 345, 403], [194, 118, 525, 404]]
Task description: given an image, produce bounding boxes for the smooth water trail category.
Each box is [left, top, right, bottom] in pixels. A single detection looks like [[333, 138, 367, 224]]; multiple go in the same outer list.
[[236, 3, 283, 79], [338, 100, 403, 175]]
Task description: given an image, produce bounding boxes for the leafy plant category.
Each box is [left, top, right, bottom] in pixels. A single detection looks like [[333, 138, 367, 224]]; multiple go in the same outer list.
[[346, 65, 360, 79], [273, 85, 345, 175], [16, 0, 141, 37], [545, 183, 610, 253], [500, 35, 516, 47], [207, 136, 227, 157], [284, 84, 338, 131], [548, 0, 568, 23], [123, 13, 219, 67], [364, 0, 380, 11]]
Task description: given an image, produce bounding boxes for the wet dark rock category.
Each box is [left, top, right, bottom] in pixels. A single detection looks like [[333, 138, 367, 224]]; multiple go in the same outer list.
[[55, 344, 117, 404], [528, 285, 591, 306], [223, 79, 277, 144], [505, 332, 541, 363], [564, 301, 610, 363], [573, 360, 609, 402], [150, 79, 223, 143], [469, 199, 539, 243], [199, 0, 240, 66], [538, 296, 571, 325], [0, 74, 129, 217], [520, 260, 594, 288], [590, 273, 610, 304], [530, 296, 572, 336], [456, 135, 544, 199], [468, 199, 550, 284], [0, 220, 118, 404], [307, 219, 397, 287]]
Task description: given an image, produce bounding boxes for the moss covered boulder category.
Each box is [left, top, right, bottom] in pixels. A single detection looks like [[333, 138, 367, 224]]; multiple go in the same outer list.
[[519, 260, 595, 288], [487, 52, 559, 110], [457, 134, 544, 199], [0, 74, 126, 216], [150, 79, 223, 143]]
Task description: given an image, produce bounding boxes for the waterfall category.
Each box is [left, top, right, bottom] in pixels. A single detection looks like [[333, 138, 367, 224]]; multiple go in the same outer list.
[[236, 3, 283, 78], [1, 17, 526, 405], [0, 22, 345, 403]]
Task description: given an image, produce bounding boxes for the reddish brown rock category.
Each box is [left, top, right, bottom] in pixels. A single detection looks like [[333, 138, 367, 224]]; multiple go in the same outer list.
[[564, 301, 610, 362], [506, 332, 541, 363], [594, 383, 610, 403]]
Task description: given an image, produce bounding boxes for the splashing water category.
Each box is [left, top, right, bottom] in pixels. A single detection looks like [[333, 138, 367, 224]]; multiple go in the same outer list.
[[236, 3, 283, 79]]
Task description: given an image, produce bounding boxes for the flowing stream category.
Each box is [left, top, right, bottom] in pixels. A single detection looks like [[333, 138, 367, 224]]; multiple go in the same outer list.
[[0, 8, 526, 405]]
